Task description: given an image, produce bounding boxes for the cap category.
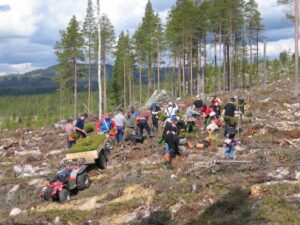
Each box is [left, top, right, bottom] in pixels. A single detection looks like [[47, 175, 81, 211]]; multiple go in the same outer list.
[[168, 102, 173, 106]]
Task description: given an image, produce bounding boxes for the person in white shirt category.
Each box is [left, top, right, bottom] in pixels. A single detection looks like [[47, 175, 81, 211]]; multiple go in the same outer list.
[[164, 102, 178, 119], [114, 109, 126, 146]]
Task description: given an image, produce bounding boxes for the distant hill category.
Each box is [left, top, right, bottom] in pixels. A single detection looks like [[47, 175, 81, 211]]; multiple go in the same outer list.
[[0, 64, 173, 96], [0, 64, 113, 96]]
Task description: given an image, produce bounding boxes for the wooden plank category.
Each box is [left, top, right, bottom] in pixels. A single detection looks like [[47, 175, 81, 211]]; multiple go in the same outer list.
[[66, 150, 99, 164]]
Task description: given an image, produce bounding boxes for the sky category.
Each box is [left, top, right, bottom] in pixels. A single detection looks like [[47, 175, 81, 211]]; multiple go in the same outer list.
[[0, 0, 296, 75]]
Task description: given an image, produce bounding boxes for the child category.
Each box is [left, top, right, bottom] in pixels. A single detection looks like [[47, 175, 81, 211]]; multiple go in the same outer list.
[[224, 133, 237, 159], [65, 119, 76, 149]]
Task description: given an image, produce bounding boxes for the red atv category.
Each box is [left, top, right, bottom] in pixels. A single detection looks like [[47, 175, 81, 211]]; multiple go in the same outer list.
[[40, 163, 90, 202]]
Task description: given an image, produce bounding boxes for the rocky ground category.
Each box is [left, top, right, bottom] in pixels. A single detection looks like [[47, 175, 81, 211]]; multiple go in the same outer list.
[[0, 79, 300, 225]]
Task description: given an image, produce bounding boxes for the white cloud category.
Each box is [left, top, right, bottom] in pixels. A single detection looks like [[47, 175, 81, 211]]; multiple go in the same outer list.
[[262, 38, 295, 59], [0, 0, 43, 37], [0, 63, 40, 75], [0, 0, 297, 75]]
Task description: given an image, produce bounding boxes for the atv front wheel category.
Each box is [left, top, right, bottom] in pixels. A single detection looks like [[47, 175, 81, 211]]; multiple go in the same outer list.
[[58, 189, 70, 203], [77, 173, 91, 190]]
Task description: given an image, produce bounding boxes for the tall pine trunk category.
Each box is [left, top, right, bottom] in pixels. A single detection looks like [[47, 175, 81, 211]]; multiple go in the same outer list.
[[218, 27, 222, 93], [249, 31, 253, 86], [178, 56, 182, 97], [294, 0, 299, 96], [139, 58, 142, 107], [123, 52, 126, 108], [157, 42, 161, 90], [97, 0, 102, 118], [197, 42, 201, 95], [148, 61, 152, 97], [182, 52, 186, 96], [88, 37, 91, 111], [103, 60, 107, 112], [74, 57, 77, 118], [190, 40, 193, 97]]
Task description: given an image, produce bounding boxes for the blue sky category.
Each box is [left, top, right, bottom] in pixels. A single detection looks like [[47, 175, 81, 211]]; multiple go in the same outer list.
[[0, 0, 295, 75]]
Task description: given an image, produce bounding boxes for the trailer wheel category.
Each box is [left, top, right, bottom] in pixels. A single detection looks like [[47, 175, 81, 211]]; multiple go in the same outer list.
[[77, 173, 91, 190], [96, 150, 107, 169], [58, 189, 70, 203]]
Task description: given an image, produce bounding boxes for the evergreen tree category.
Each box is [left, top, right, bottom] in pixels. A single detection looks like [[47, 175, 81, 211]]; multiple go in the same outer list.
[[133, 24, 145, 106], [55, 16, 84, 118], [82, 0, 97, 111], [100, 14, 115, 112], [137, 0, 159, 97], [245, 0, 260, 86], [278, 0, 299, 96], [111, 32, 134, 107]]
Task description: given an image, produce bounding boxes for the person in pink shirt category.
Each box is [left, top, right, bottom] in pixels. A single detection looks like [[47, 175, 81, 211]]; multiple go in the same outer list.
[[65, 119, 76, 149]]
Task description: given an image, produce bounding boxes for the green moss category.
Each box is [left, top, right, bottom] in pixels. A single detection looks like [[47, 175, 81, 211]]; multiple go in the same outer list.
[[158, 111, 165, 121], [84, 123, 95, 133], [69, 134, 106, 152]]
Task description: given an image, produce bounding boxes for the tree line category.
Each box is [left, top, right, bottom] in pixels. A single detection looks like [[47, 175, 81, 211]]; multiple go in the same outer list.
[[56, 0, 295, 118]]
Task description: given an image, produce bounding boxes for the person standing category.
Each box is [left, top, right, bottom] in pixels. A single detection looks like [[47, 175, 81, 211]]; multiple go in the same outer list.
[[151, 103, 161, 134], [75, 113, 88, 138], [193, 95, 204, 110], [139, 108, 152, 138], [65, 119, 76, 149], [96, 113, 117, 135], [114, 109, 126, 147], [210, 96, 222, 118], [164, 102, 178, 119], [222, 98, 237, 126]]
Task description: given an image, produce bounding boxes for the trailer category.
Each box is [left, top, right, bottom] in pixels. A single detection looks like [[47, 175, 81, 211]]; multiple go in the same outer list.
[[65, 139, 113, 169]]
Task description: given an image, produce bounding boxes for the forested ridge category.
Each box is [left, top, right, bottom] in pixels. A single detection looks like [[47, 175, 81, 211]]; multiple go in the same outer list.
[[0, 0, 299, 127]]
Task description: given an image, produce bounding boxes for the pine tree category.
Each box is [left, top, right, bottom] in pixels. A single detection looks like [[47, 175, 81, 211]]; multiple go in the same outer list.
[[82, 0, 97, 112], [278, 0, 299, 96], [245, 0, 260, 86], [100, 14, 115, 112], [111, 32, 133, 107], [55, 16, 84, 118], [133, 24, 145, 106], [137, 0, 158, 97]]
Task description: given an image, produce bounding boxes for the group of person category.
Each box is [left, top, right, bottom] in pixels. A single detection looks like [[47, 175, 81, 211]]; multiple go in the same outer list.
[[64, 94, 245, 168], [161, 95, 245, 168]]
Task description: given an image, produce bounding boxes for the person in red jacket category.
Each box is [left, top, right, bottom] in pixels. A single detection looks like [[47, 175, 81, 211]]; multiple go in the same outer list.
[[96, 113, 117, 135], [200, 105, 216, 128]]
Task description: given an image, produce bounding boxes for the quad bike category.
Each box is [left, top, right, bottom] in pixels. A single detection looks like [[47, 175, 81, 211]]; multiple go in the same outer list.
[[40, 163, 90, 203]]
